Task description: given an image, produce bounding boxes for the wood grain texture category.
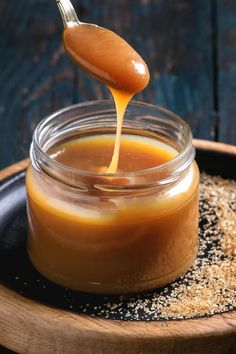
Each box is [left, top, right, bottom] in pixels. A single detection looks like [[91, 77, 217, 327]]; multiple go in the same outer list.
[[216, 0, 236, 144], [0, 0, 216, 169], [0, 0, 76, 169], [194, 138, 236, 154], [0, 148, 235, 354]]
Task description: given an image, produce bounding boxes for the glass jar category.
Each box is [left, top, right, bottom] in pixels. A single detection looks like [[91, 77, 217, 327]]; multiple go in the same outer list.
[[26, 100, 199, 294]]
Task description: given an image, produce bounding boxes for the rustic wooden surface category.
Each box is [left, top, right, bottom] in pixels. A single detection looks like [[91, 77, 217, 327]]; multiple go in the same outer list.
[[216, 0, 236, 142], [1, 0, 236, 169], [0, 142, 236, 354]]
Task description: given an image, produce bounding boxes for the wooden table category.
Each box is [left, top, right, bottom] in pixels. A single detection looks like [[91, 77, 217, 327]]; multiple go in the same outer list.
[[0, 0, 236, 170]]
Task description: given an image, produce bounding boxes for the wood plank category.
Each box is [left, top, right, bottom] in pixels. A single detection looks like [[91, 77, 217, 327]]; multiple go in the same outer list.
[[216, 0, 236, 144], [0, 0, 75, 169], [76, 0, 214, 138]]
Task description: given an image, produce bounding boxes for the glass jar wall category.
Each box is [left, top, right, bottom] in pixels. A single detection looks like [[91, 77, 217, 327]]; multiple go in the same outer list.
[[26, 100, 199, 294]]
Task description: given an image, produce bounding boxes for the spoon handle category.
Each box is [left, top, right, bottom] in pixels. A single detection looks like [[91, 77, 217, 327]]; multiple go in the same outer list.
[[56, 0, 80, 27]]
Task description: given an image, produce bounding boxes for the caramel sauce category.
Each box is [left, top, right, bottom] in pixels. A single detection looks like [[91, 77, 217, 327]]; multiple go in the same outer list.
[[63, 24, 149, 93], [50, 134, 176, 173], [63, 23, 150, 172], [27, 136, 199, 293]]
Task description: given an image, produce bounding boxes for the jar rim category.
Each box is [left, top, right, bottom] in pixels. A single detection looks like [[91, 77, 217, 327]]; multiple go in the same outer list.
[[31, 99, 195, 189]]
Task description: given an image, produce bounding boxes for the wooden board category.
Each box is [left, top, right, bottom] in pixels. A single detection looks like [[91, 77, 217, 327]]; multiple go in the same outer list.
[[0, 0, 215, 169], [0, 140, 236, 354], [216, 0, 236, 144]]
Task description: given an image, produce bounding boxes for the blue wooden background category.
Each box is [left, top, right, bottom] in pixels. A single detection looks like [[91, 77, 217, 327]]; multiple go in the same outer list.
[[0, 0, 236, 169]]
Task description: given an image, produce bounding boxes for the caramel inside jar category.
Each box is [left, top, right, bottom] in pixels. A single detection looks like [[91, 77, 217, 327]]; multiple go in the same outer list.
[[27, 134, 199, 294]]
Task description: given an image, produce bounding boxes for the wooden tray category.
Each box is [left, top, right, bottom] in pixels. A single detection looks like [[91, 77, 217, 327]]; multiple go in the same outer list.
[[0, 140, 235, 354]]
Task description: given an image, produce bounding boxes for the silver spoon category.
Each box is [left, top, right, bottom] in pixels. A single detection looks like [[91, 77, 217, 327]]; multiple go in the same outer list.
[[56, 0, 80, 27], [56, 0, 149, 94]]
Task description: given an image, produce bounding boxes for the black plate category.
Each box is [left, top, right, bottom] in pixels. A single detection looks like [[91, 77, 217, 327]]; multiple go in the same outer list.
[[0, 148, 235, 321]]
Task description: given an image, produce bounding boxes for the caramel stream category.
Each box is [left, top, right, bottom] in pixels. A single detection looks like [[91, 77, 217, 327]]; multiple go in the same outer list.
[[63, 23, 149, 173], [106, 88, 133, 173]]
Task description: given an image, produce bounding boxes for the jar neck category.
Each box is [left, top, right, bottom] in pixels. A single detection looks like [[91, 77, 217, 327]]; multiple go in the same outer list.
[[30, 100, 195, 194]]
